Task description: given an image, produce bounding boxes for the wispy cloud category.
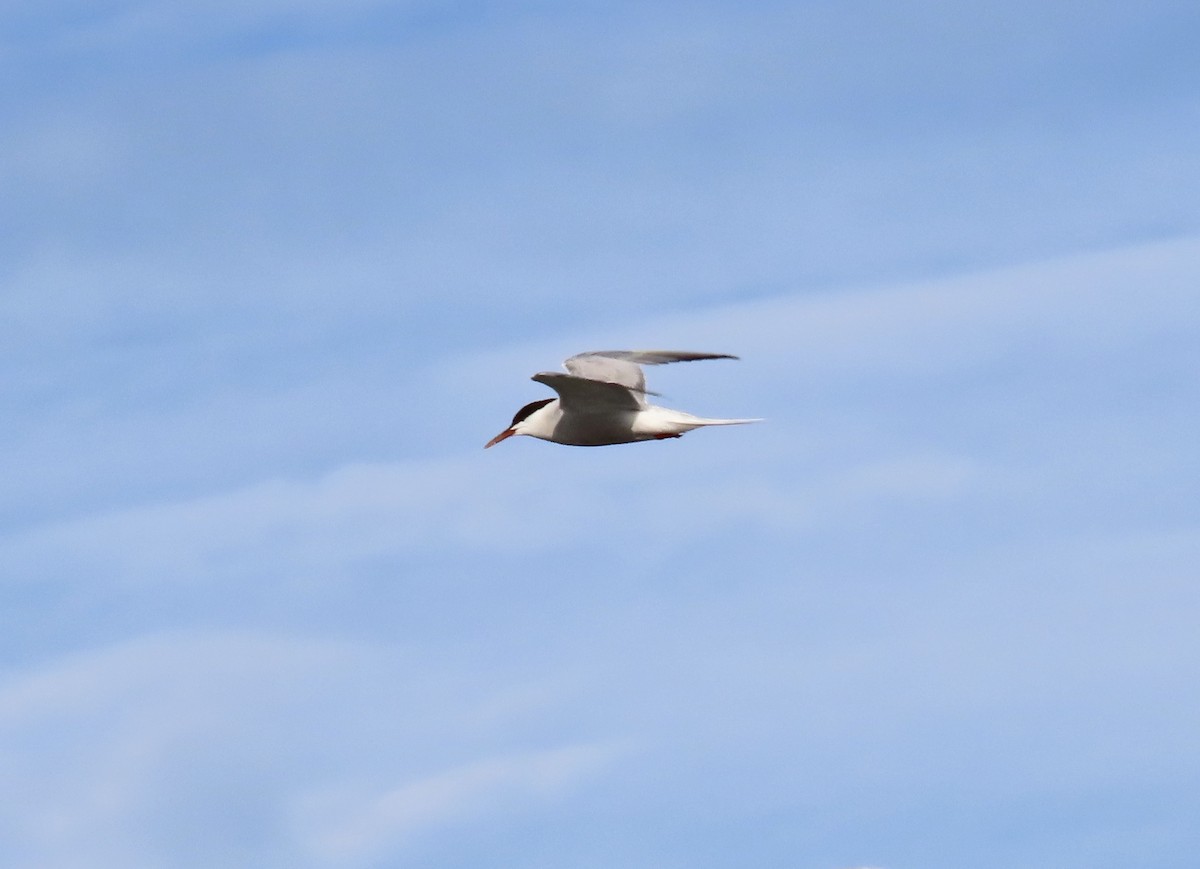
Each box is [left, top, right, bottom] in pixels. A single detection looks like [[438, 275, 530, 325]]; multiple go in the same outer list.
[[3, 0, 439, 53], [293, 742, 627, 865], [0, 629, 611, 867]]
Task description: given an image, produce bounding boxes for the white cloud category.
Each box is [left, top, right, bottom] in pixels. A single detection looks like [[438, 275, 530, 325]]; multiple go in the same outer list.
[[652, 234, 1200, 387], [1, 455, 589, 591], [0, 631, 356, 866], [293, 742, 626, 865], [0, 629, 615, 868], [9, 0, 440, 53], [1, 440, 993, 596]]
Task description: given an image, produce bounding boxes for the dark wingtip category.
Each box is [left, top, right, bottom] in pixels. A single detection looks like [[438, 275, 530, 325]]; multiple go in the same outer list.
[[682, 351, 738, 361], [642, 351, 740, 363]]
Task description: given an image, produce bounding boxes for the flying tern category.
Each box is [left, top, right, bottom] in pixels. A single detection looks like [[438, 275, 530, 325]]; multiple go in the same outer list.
[[484, 350, 760, 448]]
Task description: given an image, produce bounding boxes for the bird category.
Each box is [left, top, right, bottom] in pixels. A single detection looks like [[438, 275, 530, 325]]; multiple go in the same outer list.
[[484, 350, 761, 448]]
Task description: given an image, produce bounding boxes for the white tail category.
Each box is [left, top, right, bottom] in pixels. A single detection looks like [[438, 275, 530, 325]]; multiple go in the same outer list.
[[639, 407, 762, 437], [689, 416, 762, 426]]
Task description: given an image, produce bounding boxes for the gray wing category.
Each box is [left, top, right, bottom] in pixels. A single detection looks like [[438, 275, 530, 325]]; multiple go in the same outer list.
[[532, 372, 642, 412], [563, 350, 738, 396]]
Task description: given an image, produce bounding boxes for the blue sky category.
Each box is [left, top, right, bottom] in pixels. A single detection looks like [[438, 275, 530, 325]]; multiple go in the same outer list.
[[3, 1, 1199, 866]]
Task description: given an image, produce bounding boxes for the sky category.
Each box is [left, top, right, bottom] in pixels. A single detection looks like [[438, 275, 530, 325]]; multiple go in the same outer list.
[[2, 1, 1199, 867]]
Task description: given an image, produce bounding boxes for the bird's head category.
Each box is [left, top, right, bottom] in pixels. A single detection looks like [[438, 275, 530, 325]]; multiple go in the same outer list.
[[484, 398, 555, 448]]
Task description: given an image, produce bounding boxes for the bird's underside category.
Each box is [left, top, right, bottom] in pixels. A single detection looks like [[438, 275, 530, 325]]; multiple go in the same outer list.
[[546, 407, 685, 446]]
